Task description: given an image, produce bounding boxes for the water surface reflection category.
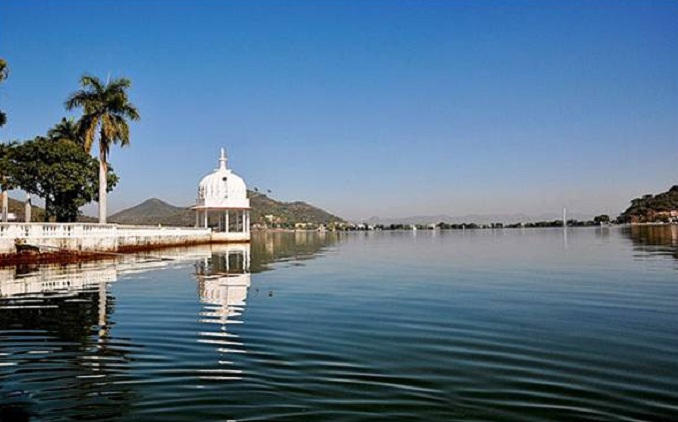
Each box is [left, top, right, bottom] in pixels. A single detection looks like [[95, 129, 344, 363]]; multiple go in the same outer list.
[[2, 229, 675, 421], [0, 232, 339, 421], [196, 244, 251, 381], [625, 224, 678, 262], [0, 262, 132, 420]]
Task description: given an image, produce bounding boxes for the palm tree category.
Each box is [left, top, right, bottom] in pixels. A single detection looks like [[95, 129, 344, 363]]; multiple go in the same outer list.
[[0, 141, 17, 222], [0, 58, 8, 127], [48, 117, 83, 146], [0, 59, 10, 222], [65, 75, 139, 224]]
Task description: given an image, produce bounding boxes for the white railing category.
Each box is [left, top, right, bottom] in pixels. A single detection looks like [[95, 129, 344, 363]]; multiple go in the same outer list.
[[0, 223, 212, 239], [0, 223, 117, 239], [116, 225, 211, 239]]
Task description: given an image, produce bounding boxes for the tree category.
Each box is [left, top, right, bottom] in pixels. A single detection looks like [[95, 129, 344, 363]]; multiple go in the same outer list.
[[11, 136, 118, 222], [0, 141, 17, 222], [0, 59, 9, 222], [47, 117, 83, 147], [65, 75, 139, 223], [593, 214, 610, 224], [0, 58, 7, 127]]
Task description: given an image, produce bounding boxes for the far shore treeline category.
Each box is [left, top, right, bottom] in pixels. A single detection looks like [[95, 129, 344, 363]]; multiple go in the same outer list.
[[0, 58, 139, 223]]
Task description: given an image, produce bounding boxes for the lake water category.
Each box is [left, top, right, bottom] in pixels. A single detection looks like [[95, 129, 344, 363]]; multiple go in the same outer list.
[[0, 227, 676, 421]]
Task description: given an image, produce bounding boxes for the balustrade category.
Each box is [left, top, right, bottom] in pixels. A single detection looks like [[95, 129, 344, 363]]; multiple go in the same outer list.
[[0, 223, 211, 239]]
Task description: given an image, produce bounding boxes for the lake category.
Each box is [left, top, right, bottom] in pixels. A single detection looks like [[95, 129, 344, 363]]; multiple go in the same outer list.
[[1, 226, 676, 421]]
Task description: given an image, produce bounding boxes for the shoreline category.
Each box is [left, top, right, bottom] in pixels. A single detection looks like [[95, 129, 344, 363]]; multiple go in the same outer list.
[[0, 222, 251, 267], [1, 223, 674, 268], [0, 238, 251, 268]]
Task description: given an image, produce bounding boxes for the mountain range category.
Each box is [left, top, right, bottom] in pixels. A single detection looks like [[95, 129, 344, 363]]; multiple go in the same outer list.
[[2, 195, 597, 226], [109, 192, 344, 226]]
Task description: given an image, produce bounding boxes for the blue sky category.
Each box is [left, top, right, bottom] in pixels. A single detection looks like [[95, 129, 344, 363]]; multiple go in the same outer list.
[[1, 0, 676, 220]]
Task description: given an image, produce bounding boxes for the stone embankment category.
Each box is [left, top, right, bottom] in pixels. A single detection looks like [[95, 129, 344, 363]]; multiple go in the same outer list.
[[0, 223, 249, 266]]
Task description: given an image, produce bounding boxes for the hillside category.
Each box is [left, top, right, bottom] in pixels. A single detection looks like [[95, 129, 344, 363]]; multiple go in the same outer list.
[[249, 192, 343, 225], [5, 197, 44, 222], [109, 192, 344, 226], [619, 185, 678, 223], [109, 198, 194, 226], [3, 197, 97, 222]]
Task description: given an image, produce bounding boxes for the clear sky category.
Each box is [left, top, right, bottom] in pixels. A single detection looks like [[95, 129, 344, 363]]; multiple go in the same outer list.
[[1, 0, 676, 220]]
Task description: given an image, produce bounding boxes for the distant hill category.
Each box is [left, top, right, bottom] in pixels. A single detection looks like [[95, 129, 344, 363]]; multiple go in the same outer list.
[[4, 196, 96, 223], [109, 192, 344, 226], [249, 192, 343, 225], [619, 185, 678, 223], [6, 197, 44, 222], [109, 198, 194, 226]]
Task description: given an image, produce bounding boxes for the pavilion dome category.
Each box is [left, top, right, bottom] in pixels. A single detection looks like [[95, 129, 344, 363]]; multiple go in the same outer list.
[[196, 149, 250, 209]]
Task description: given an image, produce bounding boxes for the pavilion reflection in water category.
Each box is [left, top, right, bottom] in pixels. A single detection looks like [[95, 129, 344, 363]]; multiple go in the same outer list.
[[0, 246, 239, 419], [1, 243, 253, 339], [194, 244, 252, 381], [1, 234, 337, 399]]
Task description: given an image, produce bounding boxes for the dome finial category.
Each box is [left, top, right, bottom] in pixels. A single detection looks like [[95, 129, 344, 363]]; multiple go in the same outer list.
[[219, 148, 227, 169]]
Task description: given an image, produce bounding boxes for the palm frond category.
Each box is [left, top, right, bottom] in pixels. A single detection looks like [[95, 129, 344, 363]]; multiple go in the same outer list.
[[47, 117, 80, 143], [109, 114, 131, 147], [101, 114, 115, 145], [0, 58, 8, 83], [64, 73, 138, 159], [80, 115, 99, 154], [107, 77, 132, 91], [80, 75, 105, 92], [65, 90, 99, 111]]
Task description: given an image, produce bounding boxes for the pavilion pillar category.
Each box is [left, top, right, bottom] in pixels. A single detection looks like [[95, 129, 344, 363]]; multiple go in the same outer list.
[[204, 209, 208, 228], [195, 210, 199, 228], [225, 210, 230, 233]]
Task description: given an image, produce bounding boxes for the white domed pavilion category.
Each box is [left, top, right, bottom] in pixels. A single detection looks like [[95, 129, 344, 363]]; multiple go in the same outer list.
[[192, 149, 251, 241]]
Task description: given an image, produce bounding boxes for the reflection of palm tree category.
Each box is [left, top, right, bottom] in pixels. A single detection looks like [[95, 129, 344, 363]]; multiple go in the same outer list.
[[65, 75, 139, 224], [0, 268, 135, 420]]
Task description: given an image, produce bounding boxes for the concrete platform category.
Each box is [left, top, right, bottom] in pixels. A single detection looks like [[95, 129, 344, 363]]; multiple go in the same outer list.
[[0, 223, 250, 256]]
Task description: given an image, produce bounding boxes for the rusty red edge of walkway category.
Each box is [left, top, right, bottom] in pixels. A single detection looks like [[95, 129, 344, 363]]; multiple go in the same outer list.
[[0, 239, 249, 268]]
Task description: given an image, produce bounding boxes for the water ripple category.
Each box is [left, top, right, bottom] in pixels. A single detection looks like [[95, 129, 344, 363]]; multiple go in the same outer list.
[[1, 229, 677, 421]]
